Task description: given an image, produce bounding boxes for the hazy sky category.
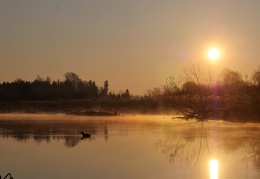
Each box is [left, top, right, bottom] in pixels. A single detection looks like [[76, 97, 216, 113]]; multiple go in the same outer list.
[[1, 0, 260, 94]]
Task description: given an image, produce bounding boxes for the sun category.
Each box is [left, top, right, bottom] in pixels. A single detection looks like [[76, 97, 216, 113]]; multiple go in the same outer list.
[[208, 48, 219, 60]]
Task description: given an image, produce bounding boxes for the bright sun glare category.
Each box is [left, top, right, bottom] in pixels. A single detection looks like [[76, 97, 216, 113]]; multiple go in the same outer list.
[[208, 48, 219, 60], [209, 158, 219, 179]]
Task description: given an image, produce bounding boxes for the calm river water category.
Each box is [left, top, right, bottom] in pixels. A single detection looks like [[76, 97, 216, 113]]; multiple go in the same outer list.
[[0, 114, 259, 179]]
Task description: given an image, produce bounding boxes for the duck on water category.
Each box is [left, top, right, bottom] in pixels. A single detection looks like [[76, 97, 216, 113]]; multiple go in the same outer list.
[[81, 132, 91, 139]]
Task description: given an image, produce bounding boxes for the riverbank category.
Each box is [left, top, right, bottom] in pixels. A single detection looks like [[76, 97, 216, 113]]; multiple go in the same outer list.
[[0, 99, 259, 122]]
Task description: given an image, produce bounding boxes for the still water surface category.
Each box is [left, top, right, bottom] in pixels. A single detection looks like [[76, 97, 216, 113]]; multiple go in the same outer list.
[[0, 114, 259, 179]]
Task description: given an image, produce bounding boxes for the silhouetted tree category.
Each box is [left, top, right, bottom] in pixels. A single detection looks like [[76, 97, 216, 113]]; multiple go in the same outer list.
[[31, 76, 53, 99], [64, 72, 80, 84], [64, 72, 81, 94], [221, 68, 244, 95], [251, 66, 260, 87], [87, 80, 98, 98], [100, 80, 109, 97], [122, 89, 131, 99], [182, 81, 198, 95], [166, 61, 215, 119]]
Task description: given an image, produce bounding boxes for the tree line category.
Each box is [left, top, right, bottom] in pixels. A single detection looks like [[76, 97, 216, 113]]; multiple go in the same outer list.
[[0, 63, 260, 121], [0, 72, 130, 100]]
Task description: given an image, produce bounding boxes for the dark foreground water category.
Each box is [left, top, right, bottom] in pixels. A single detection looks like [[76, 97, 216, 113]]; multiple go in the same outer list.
[[0, 114, 259, 179]]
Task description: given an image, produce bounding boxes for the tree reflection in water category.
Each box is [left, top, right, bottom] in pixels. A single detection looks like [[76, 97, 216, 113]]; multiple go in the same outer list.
[[155, 121, 260, 171], [155, 125, 213, 164], [0, 119, 98, 147], [243, 139, 260, 168]]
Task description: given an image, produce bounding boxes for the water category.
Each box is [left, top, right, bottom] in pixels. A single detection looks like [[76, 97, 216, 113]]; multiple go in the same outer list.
[[0, 114, 259, 179]]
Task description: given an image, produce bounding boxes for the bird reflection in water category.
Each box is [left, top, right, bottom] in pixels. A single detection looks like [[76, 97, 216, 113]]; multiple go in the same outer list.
[[209, 158, 218, 179]]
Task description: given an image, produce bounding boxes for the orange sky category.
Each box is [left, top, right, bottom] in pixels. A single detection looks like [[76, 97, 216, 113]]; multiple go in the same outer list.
[[1, 0, 260, 94]]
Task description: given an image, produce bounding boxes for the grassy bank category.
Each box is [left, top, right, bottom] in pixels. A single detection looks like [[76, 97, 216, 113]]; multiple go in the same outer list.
[[0, 98, 259, 122]]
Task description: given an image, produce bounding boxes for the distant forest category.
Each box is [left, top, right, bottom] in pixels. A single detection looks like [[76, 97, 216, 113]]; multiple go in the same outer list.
[[0, 72, 130, 100], [1, 63, 260, 122]]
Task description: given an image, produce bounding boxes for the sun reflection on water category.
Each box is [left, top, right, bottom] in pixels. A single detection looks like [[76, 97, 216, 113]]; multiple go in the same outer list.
[[209, 158, 218, 179]]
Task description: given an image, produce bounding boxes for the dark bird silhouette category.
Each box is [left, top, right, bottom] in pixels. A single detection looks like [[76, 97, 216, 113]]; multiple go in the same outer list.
[[81, 132, 91, 139]]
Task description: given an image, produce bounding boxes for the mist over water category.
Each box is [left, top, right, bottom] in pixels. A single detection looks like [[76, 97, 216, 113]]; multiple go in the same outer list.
[[0, 114, 260, 178]]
